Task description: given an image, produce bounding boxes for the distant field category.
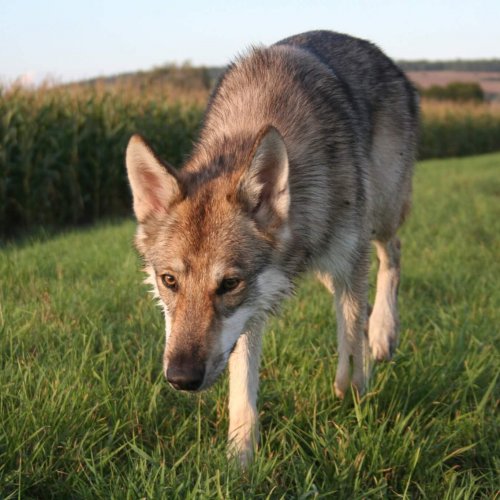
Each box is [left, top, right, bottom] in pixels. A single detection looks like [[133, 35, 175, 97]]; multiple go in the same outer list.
[[2, 84, 500, 237], [1, 153, 498, 497], [74, 61, 500, 102], [408, 71, 500, 100]]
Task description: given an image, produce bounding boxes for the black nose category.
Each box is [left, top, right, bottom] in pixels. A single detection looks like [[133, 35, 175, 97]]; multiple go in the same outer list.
[[166, 363, 205, 392]]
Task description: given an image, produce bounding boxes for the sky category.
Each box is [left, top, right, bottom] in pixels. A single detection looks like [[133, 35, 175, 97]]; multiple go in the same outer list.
[[1, 0, 499, 85]]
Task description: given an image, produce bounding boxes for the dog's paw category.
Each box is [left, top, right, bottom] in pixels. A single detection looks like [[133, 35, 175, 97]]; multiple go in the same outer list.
[[369, 314, 398, 361], [334, 373, 366, 399], [334, 381, 366, 400], [227, 420, 259, 468], [334, 380, 347, 399], [368, 300, 399, 361], [370, 336, 396, 361], [227, 436, 256, 469], [227, 442, 254, 469]]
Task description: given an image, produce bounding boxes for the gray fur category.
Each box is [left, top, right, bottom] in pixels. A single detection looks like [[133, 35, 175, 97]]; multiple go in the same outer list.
[[126, 30, 419, 465], [189, 30, 418, 271]]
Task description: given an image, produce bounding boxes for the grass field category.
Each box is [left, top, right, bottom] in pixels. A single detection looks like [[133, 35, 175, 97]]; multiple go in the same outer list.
[[0, 153, 499, 498]]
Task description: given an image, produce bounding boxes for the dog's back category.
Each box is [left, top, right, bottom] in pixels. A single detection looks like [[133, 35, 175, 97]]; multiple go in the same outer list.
[[191, 31, 418, 263], [277, 31, 419, 240]]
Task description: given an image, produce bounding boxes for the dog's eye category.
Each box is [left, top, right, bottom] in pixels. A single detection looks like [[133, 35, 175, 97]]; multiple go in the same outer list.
[[217, 277, 241, 295], [161, 274, 178, 291]]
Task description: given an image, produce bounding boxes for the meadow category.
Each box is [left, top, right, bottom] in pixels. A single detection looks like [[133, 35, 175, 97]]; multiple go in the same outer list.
[[0, 152, 498, 498]]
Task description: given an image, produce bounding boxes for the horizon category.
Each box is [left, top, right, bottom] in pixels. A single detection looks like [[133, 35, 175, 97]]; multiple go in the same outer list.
[[1, 0, 499, 86], [5, 57, 500, 90]]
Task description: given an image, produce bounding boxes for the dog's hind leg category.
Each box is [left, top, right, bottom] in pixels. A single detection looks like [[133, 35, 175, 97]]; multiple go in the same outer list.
[[332, 246, 371, 399], [369, 237, 401, 361], [227, 325, 263, 467]]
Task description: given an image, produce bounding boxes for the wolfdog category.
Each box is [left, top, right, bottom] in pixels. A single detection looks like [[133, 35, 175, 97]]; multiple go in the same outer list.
[[125, 30, 419, 465]]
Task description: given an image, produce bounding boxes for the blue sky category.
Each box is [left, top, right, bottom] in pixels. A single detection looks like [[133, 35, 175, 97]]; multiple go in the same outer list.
[[1, 0, 499, 85]]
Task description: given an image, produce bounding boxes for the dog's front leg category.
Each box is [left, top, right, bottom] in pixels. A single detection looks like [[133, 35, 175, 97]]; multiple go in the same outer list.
[[227, 327, 262, 467]]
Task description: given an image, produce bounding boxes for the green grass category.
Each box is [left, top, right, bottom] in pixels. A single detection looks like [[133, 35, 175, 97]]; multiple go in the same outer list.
[[1, 153, 499, 498]]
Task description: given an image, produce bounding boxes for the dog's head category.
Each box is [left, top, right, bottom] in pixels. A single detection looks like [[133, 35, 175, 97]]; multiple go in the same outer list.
[[126, 126, 292, 391]]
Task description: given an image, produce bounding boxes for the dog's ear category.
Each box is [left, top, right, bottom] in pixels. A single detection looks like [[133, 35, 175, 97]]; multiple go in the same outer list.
[[239, 126, 290, 230], [126, 134, 182, 223]]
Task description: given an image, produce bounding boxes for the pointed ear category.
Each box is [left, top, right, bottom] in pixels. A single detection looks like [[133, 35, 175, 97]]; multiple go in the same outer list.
[[125, 134, 182, 223], [239, 126, 290, 230]]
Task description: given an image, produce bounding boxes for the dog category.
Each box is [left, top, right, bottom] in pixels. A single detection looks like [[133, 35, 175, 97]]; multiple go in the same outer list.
[[125, 30, 419, 466]]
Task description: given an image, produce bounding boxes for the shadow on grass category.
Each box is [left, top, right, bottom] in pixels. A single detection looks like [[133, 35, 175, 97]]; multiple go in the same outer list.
[[0, 216, 134, 250]]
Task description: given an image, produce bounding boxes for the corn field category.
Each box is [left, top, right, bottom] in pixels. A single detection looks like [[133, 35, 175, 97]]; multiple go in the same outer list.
[[1, 86, 500, 237], [0, 86, 202, 237], [419, 99, 500, 159]]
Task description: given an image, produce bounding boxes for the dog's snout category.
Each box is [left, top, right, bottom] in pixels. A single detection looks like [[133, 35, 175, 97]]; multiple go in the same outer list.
[[166, 362, 205, 392]]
